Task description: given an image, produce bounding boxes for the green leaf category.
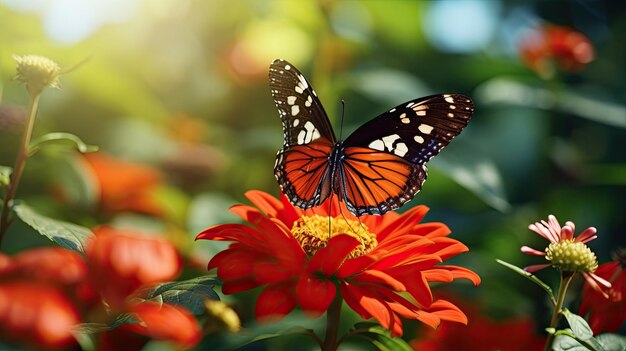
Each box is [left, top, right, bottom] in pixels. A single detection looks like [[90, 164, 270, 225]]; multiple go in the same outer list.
[[13, 202, 94, 253], [142, 275, 220, 315], [0, 166, 11, 188], [496, 259, 556, 305], [595, 334, 626, 350], [348, 323, 413, 351], [551, 333, 604, 351], [476, 78, 626, 129], [433, 145, 511, 212], [28, 132, 98, 156], [562, 309, 594, 340]]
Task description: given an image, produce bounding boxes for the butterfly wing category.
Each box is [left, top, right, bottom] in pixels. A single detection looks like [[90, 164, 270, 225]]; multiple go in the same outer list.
[[269, 59, 337, 209], [340, 94, 474, 215]]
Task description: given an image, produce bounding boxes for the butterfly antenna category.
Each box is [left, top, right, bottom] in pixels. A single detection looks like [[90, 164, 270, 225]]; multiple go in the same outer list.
[[339, 100, 346, 140]]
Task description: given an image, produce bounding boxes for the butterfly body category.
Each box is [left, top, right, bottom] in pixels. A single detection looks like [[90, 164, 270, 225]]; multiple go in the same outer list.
[[270, 59, 474, 216]]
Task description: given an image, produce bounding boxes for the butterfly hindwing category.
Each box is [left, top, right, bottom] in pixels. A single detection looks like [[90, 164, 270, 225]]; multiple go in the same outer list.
[[340, 94, 474, 215], [270, 59, 336, 209]]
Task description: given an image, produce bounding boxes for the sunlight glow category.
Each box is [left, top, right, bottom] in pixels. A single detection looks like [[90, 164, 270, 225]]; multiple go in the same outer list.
[[2, 0, 139, 44]]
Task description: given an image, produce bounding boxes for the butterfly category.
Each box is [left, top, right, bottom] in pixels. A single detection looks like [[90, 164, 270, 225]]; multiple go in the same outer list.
[[269, 59, 474, 216]]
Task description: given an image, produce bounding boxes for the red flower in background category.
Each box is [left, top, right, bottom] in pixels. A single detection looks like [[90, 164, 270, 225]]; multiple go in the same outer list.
[[0, 248, 87, 349], [197, 190, 480, 336], [82, 152, 164, 216], [579, 250, 626, 334], [411, 296, 545, 351], [0, 247, 85, 349], [86, 226, 182, 311], [0, 236, 200, 350], [519, 24, 594, 77], [0, 282, 81, 349]]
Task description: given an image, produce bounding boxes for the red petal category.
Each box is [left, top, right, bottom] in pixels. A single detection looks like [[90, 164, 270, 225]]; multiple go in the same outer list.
[[524, 264, 551, 273], [128, 302, 201, 348], [196, 224, 265, 247], [374, 205, 429, 242], [296, 276, 336, 317], [245, 190, 283, 217], [255, 283, 297, 322], [308, 235, 359, 276], [337, 255, 378, 278], [254, 262, 299, 284], [425, 299, 468, 324], [428, 265, 481, 286], [350, 270, 406, 291]]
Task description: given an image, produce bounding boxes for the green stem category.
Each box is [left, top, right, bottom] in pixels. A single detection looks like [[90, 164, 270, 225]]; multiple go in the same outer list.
[[0, 93, 40, 246], [323, 293, 343, 351], [544, 272, 574, 351]]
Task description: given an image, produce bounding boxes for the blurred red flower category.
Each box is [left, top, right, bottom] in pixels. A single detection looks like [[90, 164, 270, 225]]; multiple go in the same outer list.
[[197, 190, 480, 336], [86, 226, 182, 311], [579, 250, 626, 334], [0, 282, 81, 349], [0, 248, 86, 349], [126, 301, 202, 347], [82, 152, 164, 216], [411, 297, 545, 351], [519, 24, 594, 78]]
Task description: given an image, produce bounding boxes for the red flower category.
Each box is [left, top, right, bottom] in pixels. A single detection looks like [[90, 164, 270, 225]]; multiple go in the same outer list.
[[86, 226, 182, 311], [579, 250, 626, 334], [0, 246, 87, 285], [81, 152, 164, 216], [99, 302, 203, 350], [197, 190, 480, 336], [411, 297, 544, 351], [519, 24, 594, 77], [0, 282, 80, 349]]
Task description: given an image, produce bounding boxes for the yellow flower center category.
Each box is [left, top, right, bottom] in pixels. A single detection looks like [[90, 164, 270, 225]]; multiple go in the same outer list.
[[291, 214, 377, 259], [545, 240, 598, 273], [13, 54, 61, 95]]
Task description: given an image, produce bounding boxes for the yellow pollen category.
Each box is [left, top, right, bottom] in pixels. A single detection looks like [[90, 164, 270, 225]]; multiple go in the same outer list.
[[545, 239, 598, 273], [291, 215, 377, 258]]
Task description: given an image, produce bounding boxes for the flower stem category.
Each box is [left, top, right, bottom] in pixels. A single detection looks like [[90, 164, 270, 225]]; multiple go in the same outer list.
[[322, 294, 343, 351], [0, 93, 40, 246], [543, 272, 574, 351]]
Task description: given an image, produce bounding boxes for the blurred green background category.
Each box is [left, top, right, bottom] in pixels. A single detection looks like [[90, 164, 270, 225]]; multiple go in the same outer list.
[[0, 0, 624, 348]]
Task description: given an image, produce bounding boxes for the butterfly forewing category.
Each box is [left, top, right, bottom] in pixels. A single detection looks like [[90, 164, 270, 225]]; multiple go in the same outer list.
[[270, 59, 336, 209]]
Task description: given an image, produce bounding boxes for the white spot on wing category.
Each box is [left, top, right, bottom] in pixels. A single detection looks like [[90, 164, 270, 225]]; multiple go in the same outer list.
[[414, 135, 424, 144], [382, 134, 401, 150], [305, 95, 312, 107], [394, 142, 408, 157], [369, 139, 385, 151], [291, 105, 300, 116], [389, 108, 396, 113], [418, 124, 434, 134], [293, 119, 300, 127], [447, 113, 454, 118], [450, 105, 456, 109], [285, 65, 291, 70], [415, 110, 426, 116], [445, 96, 455, 103], [287, 96, 297, 105], [297, 130, 306, 144], [295, 86, 304, 94]]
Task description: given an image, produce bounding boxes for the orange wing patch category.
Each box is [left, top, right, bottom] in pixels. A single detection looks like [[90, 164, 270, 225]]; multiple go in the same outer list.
[[341, 147, 418, 215], [277, 139, 334, 207]]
